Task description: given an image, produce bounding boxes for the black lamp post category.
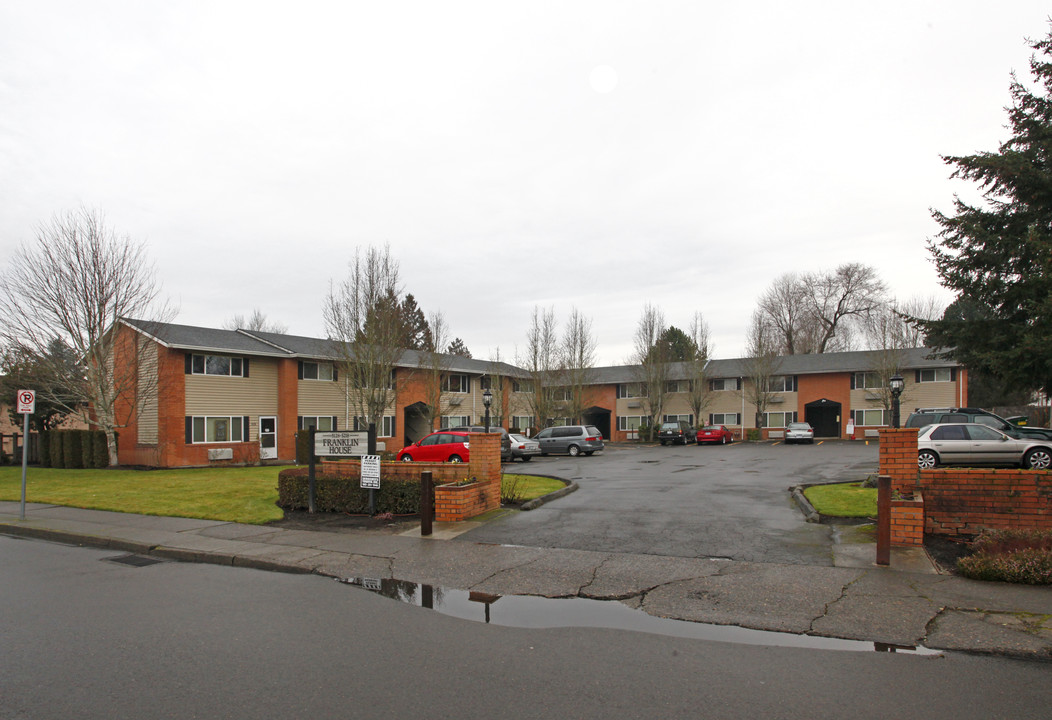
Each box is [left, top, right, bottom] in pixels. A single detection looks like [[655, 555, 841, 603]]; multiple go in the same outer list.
[[890, 374, 904, 429], [483, 388, 493, 433]]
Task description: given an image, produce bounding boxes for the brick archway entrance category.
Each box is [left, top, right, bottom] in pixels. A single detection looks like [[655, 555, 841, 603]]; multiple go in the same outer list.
[[805, 398, 841, 438]]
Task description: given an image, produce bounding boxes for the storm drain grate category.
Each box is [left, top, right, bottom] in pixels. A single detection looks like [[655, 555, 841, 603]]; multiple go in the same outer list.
[[104, 554, 164, 568]]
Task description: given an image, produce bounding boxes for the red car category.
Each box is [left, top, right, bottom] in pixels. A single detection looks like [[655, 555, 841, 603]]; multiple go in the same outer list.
[[397, 430, 471, 463], [696, 425, 734, 445]]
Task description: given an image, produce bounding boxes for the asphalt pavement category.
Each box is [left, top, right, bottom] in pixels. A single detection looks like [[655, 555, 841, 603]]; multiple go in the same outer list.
[[3, 494, 1051, 660]]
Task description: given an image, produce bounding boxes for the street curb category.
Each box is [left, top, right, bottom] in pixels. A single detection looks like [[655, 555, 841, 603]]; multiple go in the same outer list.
[[521, 480, 579, 511], [0, 523, 155, 555], [790, 485, 821, 523]]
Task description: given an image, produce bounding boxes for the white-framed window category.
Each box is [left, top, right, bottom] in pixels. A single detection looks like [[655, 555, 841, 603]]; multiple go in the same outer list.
[[709, 378, 741, 392], [189, 415, 247, 443], [767, 376, 797, 392], [512, 379, 533, 393], [190, 354, 245, 377], [617, 383, 645, 399], [442, 374, 470, 393], [665, 380, 691, 393], [663, 414, 694, 425], [764, 411, 798, 428], [918, 368, 953, 383], [852, 372, 883, 390], [551, 387, 572, 402], [709, 413, 740, 425], [511, 415, 535, 430], [299, 416, 335, 432], [618, 416, 645, 431], [353, 416, 395, 438], [547, 417, 573, 427], [852, 409, 889, 426], [441, 415, 469, 428], [300, 361, 335, 381]]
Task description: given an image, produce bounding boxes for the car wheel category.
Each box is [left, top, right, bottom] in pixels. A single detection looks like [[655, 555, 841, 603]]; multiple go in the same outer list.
[[448, 455, 463, 463], [400, 455, 413, 462], [917, 450, 938, 469], [568, 445, 581, 457], [521, 456, 532, 462], [1024, 447, 1052, 470], [721, 435, 727, 445]]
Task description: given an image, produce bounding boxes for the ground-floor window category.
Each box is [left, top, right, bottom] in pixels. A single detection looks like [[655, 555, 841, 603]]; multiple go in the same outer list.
[[187, 416, 249, 443], [618, 416, 645, 431], [511, 415, 535, 431], [663, 414, 694, 425], [763, 411, 798, 428], [852, 408, 889, 426], [441, 415, 469, 429], [709, 413, 740, 425], [353, 416, 396, 437], [299, 416, 337, 431]]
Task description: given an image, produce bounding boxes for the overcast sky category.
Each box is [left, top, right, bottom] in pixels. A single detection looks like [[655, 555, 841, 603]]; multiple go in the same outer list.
[[1, 2, 1049, 365]]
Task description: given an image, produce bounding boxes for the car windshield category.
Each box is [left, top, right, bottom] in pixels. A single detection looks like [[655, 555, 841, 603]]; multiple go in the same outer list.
[[787, 423, 810, 430], [510, 434, 528, 442]]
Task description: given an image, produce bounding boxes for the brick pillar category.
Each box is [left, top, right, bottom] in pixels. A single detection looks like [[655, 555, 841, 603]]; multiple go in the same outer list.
[[878, 428, 919, 494]]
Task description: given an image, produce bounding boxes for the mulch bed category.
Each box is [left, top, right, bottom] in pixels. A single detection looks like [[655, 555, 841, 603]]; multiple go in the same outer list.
[[267, 510, 419, 535], [924, 534, 975, 573]]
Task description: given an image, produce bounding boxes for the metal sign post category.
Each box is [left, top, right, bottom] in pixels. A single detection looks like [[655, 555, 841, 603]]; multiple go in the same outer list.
[[17, 390, 35, 521]]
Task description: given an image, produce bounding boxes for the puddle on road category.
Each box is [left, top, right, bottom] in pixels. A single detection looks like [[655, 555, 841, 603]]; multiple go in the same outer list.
[[338, 576, 939, 655]]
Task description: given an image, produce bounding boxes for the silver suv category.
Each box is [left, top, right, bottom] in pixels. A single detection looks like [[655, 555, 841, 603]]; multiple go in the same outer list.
[[534, 425, 604, 456]]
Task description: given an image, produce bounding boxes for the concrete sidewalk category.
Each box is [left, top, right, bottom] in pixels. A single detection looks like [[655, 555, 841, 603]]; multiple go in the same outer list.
[[2, 501, 1050, 660]]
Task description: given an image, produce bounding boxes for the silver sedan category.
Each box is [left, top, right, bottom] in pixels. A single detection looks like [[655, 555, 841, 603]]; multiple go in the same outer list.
[[508, 433, 540, 462], [917, 423, 1052, 469], [784, 422, 814, 444]]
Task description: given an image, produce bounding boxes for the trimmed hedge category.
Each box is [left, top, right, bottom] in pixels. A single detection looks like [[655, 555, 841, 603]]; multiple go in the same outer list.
[[43, 430, 110, 469], [277, 467, 421, 515]]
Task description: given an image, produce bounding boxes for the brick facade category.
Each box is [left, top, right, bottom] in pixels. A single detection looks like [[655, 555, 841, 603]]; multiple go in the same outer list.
[[878, 427, 1052, 539]]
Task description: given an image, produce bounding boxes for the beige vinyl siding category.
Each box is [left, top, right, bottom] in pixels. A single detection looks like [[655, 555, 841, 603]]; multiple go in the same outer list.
[[137, 341, 158, 444], [186, 358, 279, 440], [903, 377, 960, 410], [298, 378, 347, 418]]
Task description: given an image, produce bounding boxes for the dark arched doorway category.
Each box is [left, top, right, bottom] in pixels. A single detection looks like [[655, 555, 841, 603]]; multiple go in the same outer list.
[[805, 398, 842, 438], [402, 402, 431, 446], [582, 406, 612, 440]]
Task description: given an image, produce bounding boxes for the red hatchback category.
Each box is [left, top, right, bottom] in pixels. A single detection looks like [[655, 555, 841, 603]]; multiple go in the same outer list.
[[696, 425, 734, 445], [397, 431, 471, 463]]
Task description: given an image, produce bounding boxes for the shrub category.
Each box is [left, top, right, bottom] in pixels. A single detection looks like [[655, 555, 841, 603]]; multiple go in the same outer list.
[[64, 430, 83, 468], [501, 473, 526, 504], [38, 431, 51, 468], [957, 529, 1052, 585], [49, 431, 63, 468], [92, 431, 109, 468], [637, 423, 651, 442], [277, 467, 421, 515], [81, 430, 93, 468], [746, 429, 762, 441]]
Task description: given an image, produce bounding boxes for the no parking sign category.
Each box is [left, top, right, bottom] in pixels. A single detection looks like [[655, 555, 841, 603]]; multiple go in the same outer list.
[[16, 390, 35, 415]]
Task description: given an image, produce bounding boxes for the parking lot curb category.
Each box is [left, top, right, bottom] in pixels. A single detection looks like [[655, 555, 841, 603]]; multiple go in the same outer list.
[[521, 480, 578, 511], [790, 485, 821, 523]]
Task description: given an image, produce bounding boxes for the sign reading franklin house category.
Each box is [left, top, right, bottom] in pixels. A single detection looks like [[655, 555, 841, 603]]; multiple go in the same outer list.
[[315, 431, 371, 457]]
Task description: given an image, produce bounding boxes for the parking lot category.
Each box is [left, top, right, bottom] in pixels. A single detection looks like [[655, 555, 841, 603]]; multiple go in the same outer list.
[[461, 440, 881, 566]]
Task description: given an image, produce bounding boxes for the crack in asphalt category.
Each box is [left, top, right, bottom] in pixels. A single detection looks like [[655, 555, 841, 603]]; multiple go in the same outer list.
[[810, 571, 863, 633], [576, 555, 612, 595]]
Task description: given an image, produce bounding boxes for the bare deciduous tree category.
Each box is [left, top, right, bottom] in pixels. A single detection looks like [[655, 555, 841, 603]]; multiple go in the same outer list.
[[416, 310, 453, 432], [862, 295, 946, 415], [803, 263, 887, 353], [517, 306, 559, 428], [0, 208, 173, 465], [224, 309, 288, 334], [743, 310, 783, 430], [756, 273, 817, 355], [633, 303, 670, 438], [685, 311, 714, 428], [559, 307, 597, 424], [323, 244, 402, 436]]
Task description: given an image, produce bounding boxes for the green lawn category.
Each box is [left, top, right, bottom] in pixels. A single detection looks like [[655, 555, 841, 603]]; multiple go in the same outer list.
[[502, 473, 565, 502], [803, 482, 877, 518], [0, 465, 285, 524]]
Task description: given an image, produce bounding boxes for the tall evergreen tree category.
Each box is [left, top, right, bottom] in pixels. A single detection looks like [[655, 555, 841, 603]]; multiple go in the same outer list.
[[447, 337, 472, 358], [919, 29, 1052, 395]]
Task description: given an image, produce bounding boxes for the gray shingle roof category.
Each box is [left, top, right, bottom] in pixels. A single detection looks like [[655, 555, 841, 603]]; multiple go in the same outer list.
[[122, 319, 957, 381]]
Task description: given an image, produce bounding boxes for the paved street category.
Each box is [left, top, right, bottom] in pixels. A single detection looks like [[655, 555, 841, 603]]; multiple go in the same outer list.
[[467, 440, 880, 563], [4, 536, 1051, 720]]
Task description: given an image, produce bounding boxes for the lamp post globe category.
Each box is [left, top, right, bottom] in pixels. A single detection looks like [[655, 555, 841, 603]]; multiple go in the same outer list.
[[889, 374, 904, 429], [482, 388, 493, 433]]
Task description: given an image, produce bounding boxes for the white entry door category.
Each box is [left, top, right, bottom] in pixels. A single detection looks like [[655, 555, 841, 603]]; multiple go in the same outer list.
[[259, 416, 277, 460]]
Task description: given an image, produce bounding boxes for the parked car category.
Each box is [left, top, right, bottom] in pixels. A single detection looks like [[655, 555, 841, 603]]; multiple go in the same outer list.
[[784, 422, 815, 444], [533, 425, 604, 456], [657, 420, 696, 445], [696, 425, 734, 445], [917, 423, 1052, 469], [464, 426, 513, 462], [508, 433, 540, 462], [397, 430, 472, 463], [906, 408, 1052, 441]]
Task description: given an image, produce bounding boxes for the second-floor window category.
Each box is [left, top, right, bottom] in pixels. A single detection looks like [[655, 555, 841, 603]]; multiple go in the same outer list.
[[709, 378, 740, 391], [190, 354, 246, 377], [852, 372, 882, 390], [442, 374, 470, 393], [300, 361, 335, 381]]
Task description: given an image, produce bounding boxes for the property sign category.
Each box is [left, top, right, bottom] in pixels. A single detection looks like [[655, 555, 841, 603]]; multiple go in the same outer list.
[[360, 455, 381, 489], [314, 431, 368, 457], [16, 389, 35, 415]]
